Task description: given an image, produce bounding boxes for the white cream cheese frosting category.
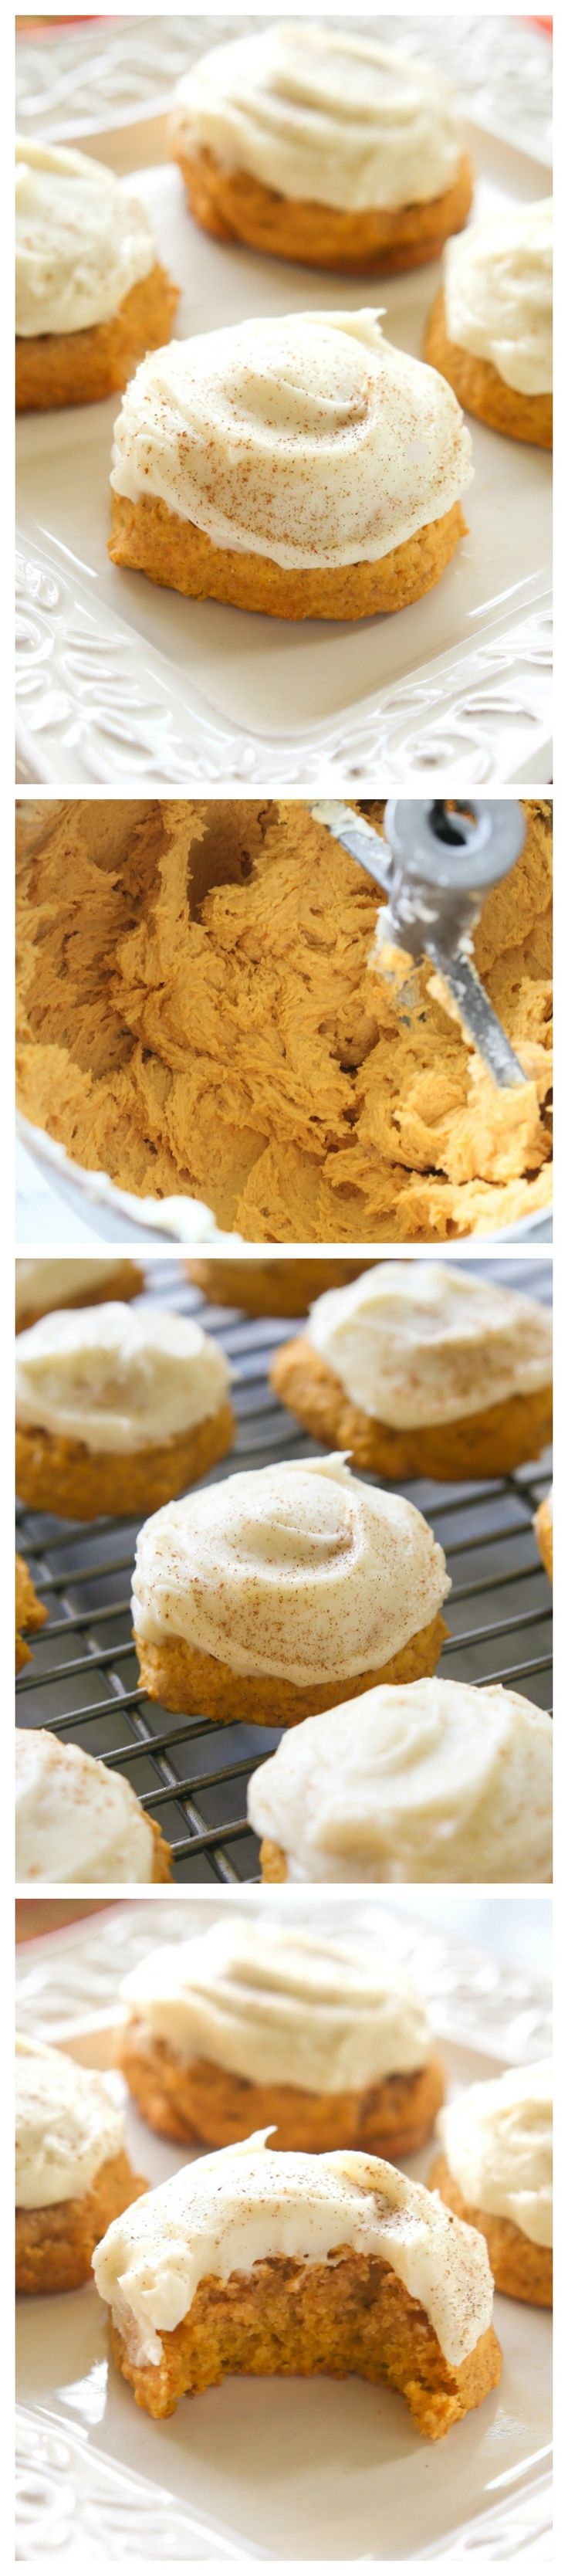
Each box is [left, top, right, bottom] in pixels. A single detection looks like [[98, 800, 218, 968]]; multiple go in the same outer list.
[[15, 1730, 157, 1885], [444, 198, 553, 396], [437, 2059, 553, 2248], [306, 1261, 553, 1429], [131, 1453, 450, 1684], [172, 23, 464, 214], [247, 1676, 553, 1883], [15, 1301, 230, 1452], [110, 310, 473, 570], [121, 1921, 433, 2091], [15, 1258, 133, 1327], [15, 137, 157, 339], [15, 2037, 123, 2208], [93, 2127, 494, 2370]]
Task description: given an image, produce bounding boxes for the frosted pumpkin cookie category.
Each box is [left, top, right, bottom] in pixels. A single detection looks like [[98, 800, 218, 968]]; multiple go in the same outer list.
[[93, 2126, 501, 2431], [15, 2037, 147, 2294], [431, 2058, 552, 2307], [15, 1301, 234, 1520], [271, 1260, 553, 1480], [132, 1452, 450, 1727], [16, 138, 178, 412], [535, 1486, 553, 1582], [109, 310, 472, 619], [117, 1919, 445, 2156], [170, 23, 472, 276], [15, 1553, 46, 1675], [424, 198, 552, 448], [186, 1256, 374, 1317], [248, 1676, 552, 1884], [15, 1256, 143, 1334], [15, 1729, 172, 1885]]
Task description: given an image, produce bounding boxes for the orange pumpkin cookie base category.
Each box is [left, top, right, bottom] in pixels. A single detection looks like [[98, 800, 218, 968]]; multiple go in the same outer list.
[[186, 1256, 374, 1317], [171, 137, 473, 276], [16, 264, 179, 412], [108, 2242, 501, 2432], [424, 288, 552, 449], [15, 1552, 47, 1675], [270, 1337, 553, 1480], [15, 2147, 147, 2294], [429, 2155, 552, 2307], [149, 1817, 174, 1883], [135, 1608, 448, 1728], [534, 1495, 553, 1582], [15, 1398, 235, 1521], [259, 1838, 289, 1883], [118, 2022, 445, 2156], [108, 490, 467, 620]]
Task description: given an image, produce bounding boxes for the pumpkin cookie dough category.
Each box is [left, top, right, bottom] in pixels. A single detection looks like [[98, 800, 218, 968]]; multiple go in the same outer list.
[[431, 2059, 553, 2307], [16, 798, 553, 1243]]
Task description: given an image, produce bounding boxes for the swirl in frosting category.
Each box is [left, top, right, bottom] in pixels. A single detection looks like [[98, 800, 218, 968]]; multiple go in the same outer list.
[[15, 138, 156, 339], [172, 23, 464, 213], [110, 310, 473, 569], [15, 1301, 230, 1452], [444, 198, 553, 396], [437, 2059, 553, 2247], [306, 1260, 552, 1429], [131, 1453, 450, 1684], [121, 1920, 433, 2092], [15, 2038, 123, 2208], [93, 2127, 494, 2370], [247, 1676, 553, 1881]]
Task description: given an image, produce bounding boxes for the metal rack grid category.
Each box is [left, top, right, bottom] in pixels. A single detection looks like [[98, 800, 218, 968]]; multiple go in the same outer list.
[[15, 1257, 553, 1883]]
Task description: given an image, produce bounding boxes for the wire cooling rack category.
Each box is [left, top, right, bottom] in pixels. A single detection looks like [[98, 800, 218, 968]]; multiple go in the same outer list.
[[15, 1257, 553, 1883]]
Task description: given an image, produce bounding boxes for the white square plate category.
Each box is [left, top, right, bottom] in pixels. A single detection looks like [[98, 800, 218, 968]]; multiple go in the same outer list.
[[15, 114, 552, 791], [15, 1900, 553, 2561]]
